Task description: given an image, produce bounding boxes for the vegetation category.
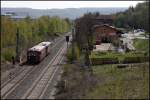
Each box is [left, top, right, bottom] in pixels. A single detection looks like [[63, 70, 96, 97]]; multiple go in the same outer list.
[[85, 63, 149, 99], [133, 39, 149, 56], [66, 43, 80, 63], [90, 51, 149, 65], [1, 16, 71, 62], [114, 2, 149, 32], [56, 63, 149, 99], [55, 64, 96, 99], [75, 13, 96, 50], [58, 1, 149, 99], [75, 1, 149, 52], [90, 51, 146, 59]]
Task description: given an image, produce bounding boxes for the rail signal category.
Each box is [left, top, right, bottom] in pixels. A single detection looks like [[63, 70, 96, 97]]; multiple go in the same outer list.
[[66, 36, 69, 42], [66, 36, 69, 48]]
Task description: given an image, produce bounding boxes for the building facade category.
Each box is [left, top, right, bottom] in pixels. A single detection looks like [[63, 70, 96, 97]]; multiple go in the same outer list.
[[92, 24, 123, 45]]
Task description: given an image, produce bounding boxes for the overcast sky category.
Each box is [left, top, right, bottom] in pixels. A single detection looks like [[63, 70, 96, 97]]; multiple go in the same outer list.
[[1, 1, 144, 9]]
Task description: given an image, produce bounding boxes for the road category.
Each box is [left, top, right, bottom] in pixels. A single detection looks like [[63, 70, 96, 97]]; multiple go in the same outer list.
[[1, 32, 71, 99]]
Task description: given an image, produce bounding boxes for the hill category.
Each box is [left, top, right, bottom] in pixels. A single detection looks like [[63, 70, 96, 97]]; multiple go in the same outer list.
[[1, 7, 127, 19]]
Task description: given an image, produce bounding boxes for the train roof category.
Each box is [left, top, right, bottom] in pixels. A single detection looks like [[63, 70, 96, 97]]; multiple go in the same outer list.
[[38, 41, 52, 46], [29, 45, 45, 52]]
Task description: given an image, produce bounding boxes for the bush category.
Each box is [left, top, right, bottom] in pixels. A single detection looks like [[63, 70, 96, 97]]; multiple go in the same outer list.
[[66, 44, 80, 63], [122, 56, 149, 64], [91, 57, 119, 65], [90, 51, 148, 65], [2, 48, 16, 61], [133, 39, 149, 56], [66, 48, 74, 63]]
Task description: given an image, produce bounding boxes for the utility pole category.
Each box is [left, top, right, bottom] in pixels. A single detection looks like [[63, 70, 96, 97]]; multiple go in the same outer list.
[[16, 28, 20, 62], [71, 26, 75, 63], [85, 27, 93, 73]]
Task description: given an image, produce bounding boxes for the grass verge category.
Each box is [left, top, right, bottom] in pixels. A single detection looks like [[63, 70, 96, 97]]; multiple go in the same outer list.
[[85, 63, 149, 99]]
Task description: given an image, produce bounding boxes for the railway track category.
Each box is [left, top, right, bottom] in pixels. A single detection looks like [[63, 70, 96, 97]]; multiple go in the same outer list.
[[1, 38, 67, 99], [22, 45, 66, 99], [1, 33, 71, 99], [1, 35, 65, 88], [1, 66, 32, 88], [1, 65, 36, 98], [1, 43, 66, 99]]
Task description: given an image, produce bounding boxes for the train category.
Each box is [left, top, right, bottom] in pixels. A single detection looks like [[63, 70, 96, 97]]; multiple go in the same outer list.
[[27, 41, 52, 64]]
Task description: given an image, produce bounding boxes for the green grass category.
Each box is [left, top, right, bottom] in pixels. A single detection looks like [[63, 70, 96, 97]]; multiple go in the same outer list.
[[85, 63, 149, 99], [1, 47, 16, 62], [66, 43, 80, 63], [133, 39, 149, 55]]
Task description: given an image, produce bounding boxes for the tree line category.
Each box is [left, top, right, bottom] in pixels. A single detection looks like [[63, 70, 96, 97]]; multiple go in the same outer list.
[[1, 15, 71, 61], [114, 2, 149, 32]]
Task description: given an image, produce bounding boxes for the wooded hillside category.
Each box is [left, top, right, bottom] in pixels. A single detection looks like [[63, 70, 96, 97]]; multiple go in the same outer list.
[[114, 2, 149, 32], [1, 16, 71, 62]]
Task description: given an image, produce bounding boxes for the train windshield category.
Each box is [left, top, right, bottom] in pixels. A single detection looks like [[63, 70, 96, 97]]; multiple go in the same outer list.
[[28, 51, 40, 56]]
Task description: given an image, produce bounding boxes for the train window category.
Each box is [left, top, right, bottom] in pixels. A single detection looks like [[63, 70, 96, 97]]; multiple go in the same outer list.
[[31, 52, 35, 56], [42, 44, 46, 46], [37, 51, 41, 55], [28, 51, 38, 56]]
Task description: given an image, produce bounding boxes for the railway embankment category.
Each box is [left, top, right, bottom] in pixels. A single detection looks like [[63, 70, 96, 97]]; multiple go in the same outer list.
[[1, 35, 68, 99], [55, 41, 149, 99], [1, 35, 64, 84], [55, 61, 149, 99]]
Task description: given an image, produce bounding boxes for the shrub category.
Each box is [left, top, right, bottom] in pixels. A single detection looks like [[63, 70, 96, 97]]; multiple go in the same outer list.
[[90, 51, 148, 65], [91, 57, 119, 65], [122, 56, 149, 64], [66, 48, 73, 63], [66, 44, 80, 63], [133, 39, 149, 56], [2, 48, 16, 62]]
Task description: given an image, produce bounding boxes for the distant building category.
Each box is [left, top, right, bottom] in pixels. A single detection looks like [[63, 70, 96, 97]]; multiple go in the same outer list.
[[1, 11, 35, 21], [1, 12, 16, 16], [11, 15, 27, 21], [92, 24, 123, 45]]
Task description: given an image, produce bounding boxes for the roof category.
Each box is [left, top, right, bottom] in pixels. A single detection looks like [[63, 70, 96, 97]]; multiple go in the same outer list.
[[29, 45, 45, 52], [93, 24, 116, 30], [93, 43, 115, 52], [92, 24, 125, 35], [38, 41, 52, 47]]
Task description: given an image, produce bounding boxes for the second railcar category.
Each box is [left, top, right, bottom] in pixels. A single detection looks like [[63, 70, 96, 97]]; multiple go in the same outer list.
[[38, 42, 52, 56]]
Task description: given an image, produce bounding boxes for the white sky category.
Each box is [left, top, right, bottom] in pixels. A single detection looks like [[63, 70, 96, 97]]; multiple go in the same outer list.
[[1, 1, 144, 9]]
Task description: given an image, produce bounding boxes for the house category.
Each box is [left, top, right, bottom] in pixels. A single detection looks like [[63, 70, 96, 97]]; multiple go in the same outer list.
[[92, 24, 123, 45]]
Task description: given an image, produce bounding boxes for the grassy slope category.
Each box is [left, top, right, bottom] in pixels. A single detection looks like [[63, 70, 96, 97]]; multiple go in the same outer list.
[[85, 63, 149, 99], [133, 39, 149, 55]]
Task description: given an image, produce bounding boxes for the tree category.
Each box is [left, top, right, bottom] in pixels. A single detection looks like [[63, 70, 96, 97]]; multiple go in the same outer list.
[[114, 1, 149, 32]]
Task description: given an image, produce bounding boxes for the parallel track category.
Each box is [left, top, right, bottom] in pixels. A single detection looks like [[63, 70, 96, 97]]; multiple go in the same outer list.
[[1, 36, 64, 89], [1, 66, 32, 88], [1, 33, 71, 99], [1, 40, 66, 99], [2, 43, 65, 99], [22, 45, 66, 99]]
